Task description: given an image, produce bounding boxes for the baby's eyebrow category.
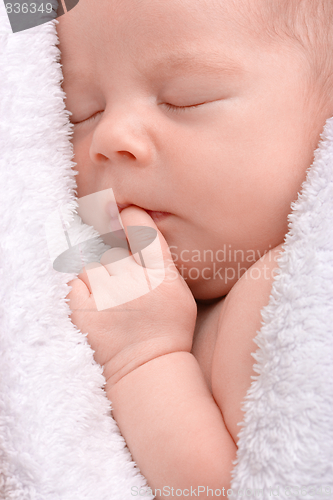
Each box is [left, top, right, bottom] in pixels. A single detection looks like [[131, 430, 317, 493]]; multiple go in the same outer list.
[[143, 51, 245, 78], [63, 51, 245, 87]]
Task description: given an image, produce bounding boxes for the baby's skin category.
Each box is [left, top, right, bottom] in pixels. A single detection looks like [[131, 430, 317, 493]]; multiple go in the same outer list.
[[57, 0, 332, 497]]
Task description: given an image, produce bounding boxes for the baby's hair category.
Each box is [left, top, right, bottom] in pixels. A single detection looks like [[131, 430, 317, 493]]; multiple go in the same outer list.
[[250, 0, 333, 97], [225, 0, 333, 103]]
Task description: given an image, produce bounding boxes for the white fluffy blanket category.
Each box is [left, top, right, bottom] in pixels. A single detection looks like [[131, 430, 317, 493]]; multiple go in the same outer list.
[[1, 8, 332, 500]]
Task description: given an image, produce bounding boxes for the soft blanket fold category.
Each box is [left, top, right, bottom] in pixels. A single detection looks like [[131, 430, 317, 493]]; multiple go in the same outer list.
[[0, 5, 332, 500]]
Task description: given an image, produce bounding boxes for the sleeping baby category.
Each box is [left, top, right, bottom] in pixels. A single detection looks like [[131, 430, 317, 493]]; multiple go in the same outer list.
[[56, 0, 333, 497]]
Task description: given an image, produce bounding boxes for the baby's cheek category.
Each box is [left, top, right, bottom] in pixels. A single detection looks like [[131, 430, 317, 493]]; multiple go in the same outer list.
[[72, 139, 97, 198]]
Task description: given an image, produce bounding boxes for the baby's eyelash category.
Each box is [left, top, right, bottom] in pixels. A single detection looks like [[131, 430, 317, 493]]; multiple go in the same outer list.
[[73, 102, 205, 125], [74, 111, 103, 126], [163, 102, 205, 113]]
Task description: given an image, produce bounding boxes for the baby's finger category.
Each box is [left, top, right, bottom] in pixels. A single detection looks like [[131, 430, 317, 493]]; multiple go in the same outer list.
[[82, 260, 151, 310], [81, 262, 120, 310], [119, 206, 173, 270], [66, 277, 90, 310], [76, 264, 96, 294], [100, 247, 134, 276]]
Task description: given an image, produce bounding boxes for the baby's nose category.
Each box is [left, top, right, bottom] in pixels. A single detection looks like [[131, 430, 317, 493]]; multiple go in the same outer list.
[[119, 151, 135, 160], [89, 107, 155, 168]]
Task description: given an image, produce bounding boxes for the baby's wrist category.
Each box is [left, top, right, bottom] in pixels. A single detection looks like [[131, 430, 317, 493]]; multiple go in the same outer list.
[[103, 336, 192, 392]]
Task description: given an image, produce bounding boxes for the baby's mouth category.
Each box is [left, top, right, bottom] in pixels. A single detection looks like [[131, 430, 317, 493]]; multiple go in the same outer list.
[[116, 202, 132, 213], [116, 202, 171, 223], [144, 210, 171, 222], [104, 201, 171, 250]]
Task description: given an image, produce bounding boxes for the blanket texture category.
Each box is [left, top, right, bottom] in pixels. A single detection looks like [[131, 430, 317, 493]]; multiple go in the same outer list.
[[0, 5, 332, 500]]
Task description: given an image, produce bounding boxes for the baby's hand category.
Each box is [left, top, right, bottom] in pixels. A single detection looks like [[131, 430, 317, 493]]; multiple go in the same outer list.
[[66, 206, 197, 389]]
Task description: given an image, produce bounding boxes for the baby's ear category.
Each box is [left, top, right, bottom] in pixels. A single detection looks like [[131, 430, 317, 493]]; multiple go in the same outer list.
[[7, 0, 80, 34]]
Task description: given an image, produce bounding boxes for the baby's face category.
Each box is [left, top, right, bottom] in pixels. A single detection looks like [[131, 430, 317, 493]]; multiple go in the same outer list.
[[58, 0, 329, 301]]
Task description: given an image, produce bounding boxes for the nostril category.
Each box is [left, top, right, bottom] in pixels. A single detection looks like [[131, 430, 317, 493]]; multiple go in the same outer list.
[[118, 151, 135, 160], [96, 153, 108, 162]]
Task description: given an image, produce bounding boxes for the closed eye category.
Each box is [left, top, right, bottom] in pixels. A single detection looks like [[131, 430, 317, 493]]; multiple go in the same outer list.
[[73, 110, 104, 126], [162, 102, 207, 113]]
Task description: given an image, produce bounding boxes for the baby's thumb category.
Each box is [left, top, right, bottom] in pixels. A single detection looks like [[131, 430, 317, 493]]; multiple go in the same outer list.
[[119, 206, 173, 271]]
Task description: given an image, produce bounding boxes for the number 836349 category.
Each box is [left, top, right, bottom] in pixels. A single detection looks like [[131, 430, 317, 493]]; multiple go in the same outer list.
[[5, 3, 54, 14]]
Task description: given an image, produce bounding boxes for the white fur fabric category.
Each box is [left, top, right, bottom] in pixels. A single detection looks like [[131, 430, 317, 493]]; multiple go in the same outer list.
[[0, 8, 332, 500]]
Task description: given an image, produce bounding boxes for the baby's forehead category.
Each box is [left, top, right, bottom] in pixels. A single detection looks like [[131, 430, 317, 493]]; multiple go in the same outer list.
[[57, 0, 259, 52], [58, 0, 319, 92], [57, 4, 255, 84]]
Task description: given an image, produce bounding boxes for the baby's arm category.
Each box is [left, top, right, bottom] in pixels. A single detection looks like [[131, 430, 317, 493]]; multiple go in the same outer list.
[[67, 206, 237, 498], [107, 244, 284, 497], [67, 202, 283, 498], [212, 244, 284, 444], [107, 352, 236, 499]]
